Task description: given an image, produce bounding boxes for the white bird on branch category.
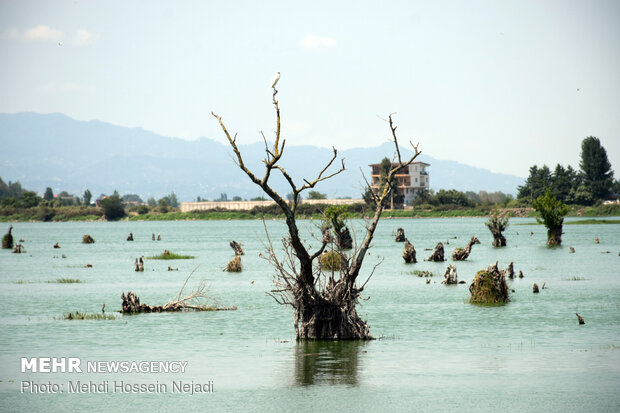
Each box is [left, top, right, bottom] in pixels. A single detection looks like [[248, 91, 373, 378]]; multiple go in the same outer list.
[[271, 71, 280, 88]]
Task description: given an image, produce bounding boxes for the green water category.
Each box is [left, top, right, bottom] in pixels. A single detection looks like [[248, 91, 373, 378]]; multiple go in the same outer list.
[[1, 218, 619, 412]]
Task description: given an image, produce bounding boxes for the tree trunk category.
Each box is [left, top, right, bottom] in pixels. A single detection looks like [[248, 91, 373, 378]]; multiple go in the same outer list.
[[402, 240, 416, 263], [427, 242, 445, 262], [395, 228, 406, 242], [336, 228, 353, 250], [490, 229, 506, 247], [294, 281, 371, 340], [547, 226, 563, 246]]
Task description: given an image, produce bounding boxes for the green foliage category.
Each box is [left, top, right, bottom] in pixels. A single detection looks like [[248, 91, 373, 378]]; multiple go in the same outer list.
[[250, 196, 267, 201], [567, 185, 593, 205], [158, 198, 169, 213], [232, 196, 243, 201], [62, 312, 116, 320], [159, 192, 179, 207], [580, 136, 614, 200], [149, 250, 194, 260], [136, 205, 149, 215], [307, 190, 327, 200], [563, 219, 620, 225], [319, 251, 345, 270], [48, 278, 82, 283], [83, 189, 92, 206], [533, 188, 569, 230], [324, 205, 349, 233], [122, 193, 144, 204], [147, 197, 157, 207], [518, 165, 552, 201], [43, 187, 54, 201], [485, 208, 509, 231], [100, 192, 126, 221]]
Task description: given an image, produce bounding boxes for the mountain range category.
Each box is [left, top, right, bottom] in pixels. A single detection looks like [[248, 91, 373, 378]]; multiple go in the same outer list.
[[0, 113, 524, 201]]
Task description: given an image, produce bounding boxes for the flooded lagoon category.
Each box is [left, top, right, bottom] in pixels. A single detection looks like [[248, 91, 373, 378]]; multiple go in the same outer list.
[[1, 217, 619, 412]]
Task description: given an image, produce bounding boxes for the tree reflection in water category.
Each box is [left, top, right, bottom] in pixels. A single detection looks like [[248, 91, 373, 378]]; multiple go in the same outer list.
[[294, 340, 367, 386]]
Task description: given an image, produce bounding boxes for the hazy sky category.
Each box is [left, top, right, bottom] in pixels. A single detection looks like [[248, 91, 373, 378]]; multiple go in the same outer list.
[[1, 0, 618, 177]]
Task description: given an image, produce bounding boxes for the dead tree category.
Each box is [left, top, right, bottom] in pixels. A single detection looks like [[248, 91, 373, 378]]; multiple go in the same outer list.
[[212, 82, 421, 340], [485, 209, 509, 247], [442, 264, 458, 284], [395, 228, 406, 242], [121, 277, 236, 313], [451, 236, 480, 261], [230, 240, 244, 255], [402, 239, 417, 263], [427, 242, 445, 262]]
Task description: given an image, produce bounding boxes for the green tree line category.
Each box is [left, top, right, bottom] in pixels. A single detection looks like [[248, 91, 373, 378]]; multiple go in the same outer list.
[[518, 136, 618, 205]]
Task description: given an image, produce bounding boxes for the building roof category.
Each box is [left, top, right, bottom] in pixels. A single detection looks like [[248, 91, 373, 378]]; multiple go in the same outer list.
[[368, 161, 430, 168]]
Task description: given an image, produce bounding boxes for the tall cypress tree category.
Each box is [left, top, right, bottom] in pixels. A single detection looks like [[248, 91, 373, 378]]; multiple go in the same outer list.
[[579, 136, 614, 200]]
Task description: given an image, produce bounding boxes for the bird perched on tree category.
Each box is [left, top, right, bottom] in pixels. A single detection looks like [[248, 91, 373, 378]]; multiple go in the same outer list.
[[271, 71, 280, 88]]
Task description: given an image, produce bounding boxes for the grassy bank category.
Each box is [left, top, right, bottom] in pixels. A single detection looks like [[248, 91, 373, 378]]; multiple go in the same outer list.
[[1, 202, 618, 222]]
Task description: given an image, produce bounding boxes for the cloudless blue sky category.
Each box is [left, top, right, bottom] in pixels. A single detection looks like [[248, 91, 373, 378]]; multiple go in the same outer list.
[[1, 0, 618, 177]]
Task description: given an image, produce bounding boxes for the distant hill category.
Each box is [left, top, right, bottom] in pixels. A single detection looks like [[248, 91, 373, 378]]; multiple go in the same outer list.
[[0, 112, 524, 201]]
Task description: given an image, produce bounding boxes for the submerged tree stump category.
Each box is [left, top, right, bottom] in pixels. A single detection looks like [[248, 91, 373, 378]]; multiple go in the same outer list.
[[53, 243, 61, 249], [395, 228, 406, 242], [2, 225, 13, 249], [230, 240, 244, 256], [506, 262, 515, 279], [402, 239, 417, 263], [427, 242, 445, 262], [442, 264, 458, 284], [12, 244, 24, 253], [82, 235, 95, 244], [451, 236, 480, 261], [576, 313, 585, 325], [226, 256, 242, 272], [533, 283, 539, 293], [547, 227, 563, 246], [336, 227, 353, 250], [469, 262, 510, 304], [486, 209, 509, 247], [127, 232, 134, 241]]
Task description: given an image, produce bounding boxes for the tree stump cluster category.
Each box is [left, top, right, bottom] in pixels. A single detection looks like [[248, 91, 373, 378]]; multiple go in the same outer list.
[[395, 228, 406, 242], [427, 242, 445, 262], [82, 235, 95, 244], [469, 262, 510, 305], [402, 240, 416, 263], [134, 258, 144, 272]]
